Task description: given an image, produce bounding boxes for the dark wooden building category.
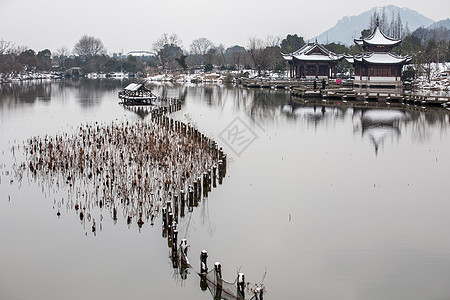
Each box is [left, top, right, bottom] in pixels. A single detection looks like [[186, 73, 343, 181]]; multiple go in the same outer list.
[[347, 21, 411, 89], [282, 42, 342, 79]]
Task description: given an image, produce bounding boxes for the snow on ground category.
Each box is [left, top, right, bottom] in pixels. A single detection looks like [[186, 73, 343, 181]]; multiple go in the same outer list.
[[146, 72, 225, 84], [0, 72, 64, 82], [415, 62, 450, 92]]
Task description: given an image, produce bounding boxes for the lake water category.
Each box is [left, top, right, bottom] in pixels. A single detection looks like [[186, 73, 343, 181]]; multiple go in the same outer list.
[[1, 79, 450, 300]]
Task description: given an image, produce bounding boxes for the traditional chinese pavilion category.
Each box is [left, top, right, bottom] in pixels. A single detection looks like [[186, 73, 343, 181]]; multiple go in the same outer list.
[[118, 83, 156, 105], [282, 42, 342, 79], [348, 20, 411, 89]]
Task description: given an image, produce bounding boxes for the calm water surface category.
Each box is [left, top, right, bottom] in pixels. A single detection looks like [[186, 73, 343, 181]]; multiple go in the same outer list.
[[1, 79, 450, 300]]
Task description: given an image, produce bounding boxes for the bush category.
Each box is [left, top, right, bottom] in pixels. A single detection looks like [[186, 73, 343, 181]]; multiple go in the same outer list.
[[402, 66, 416, 82], [204, 62, 213, 72]]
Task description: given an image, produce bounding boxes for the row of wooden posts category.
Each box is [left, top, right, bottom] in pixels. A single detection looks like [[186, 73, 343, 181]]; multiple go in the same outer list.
[[152, 97, 263, 299], [149, 98, 182, 115], [199, 251, 263, 300]]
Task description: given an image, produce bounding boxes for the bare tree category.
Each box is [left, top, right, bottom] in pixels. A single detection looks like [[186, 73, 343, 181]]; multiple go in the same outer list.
[[0, 39, 14, 56], [266, 35, 282, 47], [73, 35, 106, 57], [248, 37, 266, 75], [54, 47, 69, 59], [52, 47, 70, 70], [190, 37, 214, 56], [0, 38, 17, 73], [153, 33, 183, 70], [213, 44, 226, 66]]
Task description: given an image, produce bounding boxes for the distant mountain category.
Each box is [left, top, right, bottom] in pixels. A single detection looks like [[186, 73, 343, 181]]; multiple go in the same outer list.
[[313, 5, 435, 45], [428, 18, 450, 30], [412, 18, 450, 43]]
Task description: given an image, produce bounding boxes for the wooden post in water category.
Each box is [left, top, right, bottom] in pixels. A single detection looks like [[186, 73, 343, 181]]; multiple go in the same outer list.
[[166, 200, 172, 216], [254, 287, 263, 300], [203, 171, 208, 192], [197, 177, 202, 197], [212, 165, 217, 188], [199, 249, 209, 291], [214, 262, 223, 300], [173, 195, 178, 223], [222, 154, 227, 170], [167, 213, 173, 248], [168, 212, 173, 230], [193, 181, 198, 200], [171, 237, 178, 269], [207, 168, 212, 192], [172, 229, 178, 251], [161, 206, 167, 238], [188, 184, 194, 208], [200, 250, 208, 274], [218, 159, 223, 183], [237, 273, 245, 300], [180, 239, 189, 265], [162, 206, 167, 228], [180, 190, 185, 218]]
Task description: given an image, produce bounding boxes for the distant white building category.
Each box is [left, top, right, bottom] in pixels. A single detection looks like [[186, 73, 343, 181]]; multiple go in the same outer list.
[[126, 51, 154, 57]]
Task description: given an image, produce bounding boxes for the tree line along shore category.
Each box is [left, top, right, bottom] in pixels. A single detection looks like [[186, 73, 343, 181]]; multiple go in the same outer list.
[[1, 19, 449, 83]]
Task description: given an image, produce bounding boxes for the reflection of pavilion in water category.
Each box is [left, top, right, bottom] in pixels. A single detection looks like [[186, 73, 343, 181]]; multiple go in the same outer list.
[[359, 109, 407, 155], [282, 100, 410, 154], [121, 104, 153, 119]]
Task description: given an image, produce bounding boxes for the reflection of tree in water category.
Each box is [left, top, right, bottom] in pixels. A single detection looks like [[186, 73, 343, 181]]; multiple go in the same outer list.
[[281, 100, 348, 131], [73, 79, 130, 108], [148, 83, 189, 106], [203, 86, 214, 106], [408, 109, 449, 144], [247, 89, 291, 122], [0, 80, 53, 107], [0, 79, 131, 109]]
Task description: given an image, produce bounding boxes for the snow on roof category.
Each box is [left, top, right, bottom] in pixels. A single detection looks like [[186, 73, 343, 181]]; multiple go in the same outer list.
[[353, 52, 411, 64], [344, 55, 354, 64], [125, 83, 143, 91], [126, 51, 153, 57], [292, 54, 340, 61], [354, 26, 401, 46], [282, 42, 341, 62]]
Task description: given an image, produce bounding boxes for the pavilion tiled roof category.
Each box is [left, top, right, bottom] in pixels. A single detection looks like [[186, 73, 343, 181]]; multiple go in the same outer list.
[[354, 26, 401, 47], [282, 42, 342, 62]]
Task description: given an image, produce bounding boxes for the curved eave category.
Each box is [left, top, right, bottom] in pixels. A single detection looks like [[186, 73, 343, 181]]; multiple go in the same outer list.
[[362, 40, 401, 47], [282, 54, 293, 62], [356, 59, 410, 64], [352, 53, 411, 65], [292, 54, 342, 62]]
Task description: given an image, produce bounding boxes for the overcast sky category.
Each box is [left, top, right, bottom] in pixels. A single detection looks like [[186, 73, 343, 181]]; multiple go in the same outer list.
[[0, 0, 448, 54]]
